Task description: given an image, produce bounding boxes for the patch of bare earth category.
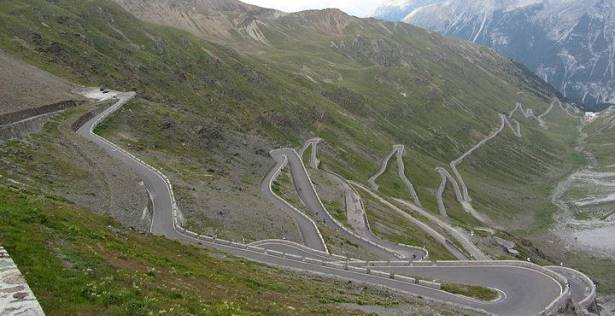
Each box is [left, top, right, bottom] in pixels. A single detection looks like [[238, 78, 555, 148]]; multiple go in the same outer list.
[[0, 50, 79, 115]]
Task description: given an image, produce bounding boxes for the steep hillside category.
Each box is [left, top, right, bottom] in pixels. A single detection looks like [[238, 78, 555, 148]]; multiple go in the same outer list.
[[373, 0, 615, 110], [0, 181, 460, 315], [0, 50, 79, 115], [0, 0, 585, 279], [105, 0, 579, 234]]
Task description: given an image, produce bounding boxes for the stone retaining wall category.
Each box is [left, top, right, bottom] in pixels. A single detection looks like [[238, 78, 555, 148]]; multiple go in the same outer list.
[[0, 247, 44, 316], [0, 100, 81, 125]]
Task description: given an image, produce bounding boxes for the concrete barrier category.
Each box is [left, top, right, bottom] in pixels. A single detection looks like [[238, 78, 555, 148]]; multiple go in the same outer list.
[[371, 270, 390, 278], [348, 266, 368, 273], [546, 266, 596, 311], [304, 257, 322, 265], [395, 275, 417, 284], [324, 261, 344, 269], [216, 239, 232, 246], [265, 249, 284, 257], [284, 253, 303, 260], [418, 280, 441, 290], [199, 235, 214, 241]]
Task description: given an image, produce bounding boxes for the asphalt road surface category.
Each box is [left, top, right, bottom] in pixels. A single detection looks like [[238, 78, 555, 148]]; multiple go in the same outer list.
[[260, 152, 328, 252], [76, 90, 594, 315]]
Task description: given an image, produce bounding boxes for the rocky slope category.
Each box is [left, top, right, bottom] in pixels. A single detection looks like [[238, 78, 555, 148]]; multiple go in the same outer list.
[[373, 0, 615, 110], [0, 50, 79, 115]]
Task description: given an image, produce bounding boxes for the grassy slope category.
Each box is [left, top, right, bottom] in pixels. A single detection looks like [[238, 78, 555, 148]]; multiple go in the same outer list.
[[0, 0, 582, 261], [1, 181, 464, 315]]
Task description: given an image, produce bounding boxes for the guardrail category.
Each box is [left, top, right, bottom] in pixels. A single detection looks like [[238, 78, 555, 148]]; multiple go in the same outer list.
[[546, 266, 596, 312], [266, 153, 329, 253], [86, 94, 572, 316], [434, 260, 571, 315], [323, 169, 429, 259]]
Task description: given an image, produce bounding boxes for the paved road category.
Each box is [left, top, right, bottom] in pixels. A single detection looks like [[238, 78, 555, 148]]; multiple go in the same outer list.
[[352, 182, 469, 261], [394, 198, 488, 260], [368, 145, 422, 206], [327, 171, 428, 260], [546, 266, 596, 309], [393, 145, 422, 207], [300, 140, 427, 259], [271, 148, 398, 260], [77, 91, 177, 237], [435, 167, 464, 217], [298, 138, 321, 169], [374, 264, 561, 316], [260, 152, 328, 252], [76, 90, 590, 315], [367, 146, 398, 191]]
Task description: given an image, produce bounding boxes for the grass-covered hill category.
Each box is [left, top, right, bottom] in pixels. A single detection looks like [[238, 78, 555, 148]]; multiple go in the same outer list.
[[0, 0, 583, 274], [1, 180, 469, 315]]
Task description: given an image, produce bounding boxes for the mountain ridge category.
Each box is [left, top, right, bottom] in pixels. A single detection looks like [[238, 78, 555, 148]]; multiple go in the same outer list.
[[373, 0, 615, 110]]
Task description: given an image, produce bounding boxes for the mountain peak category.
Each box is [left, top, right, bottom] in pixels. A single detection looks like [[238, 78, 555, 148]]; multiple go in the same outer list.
[[374, 0, 615, 108]]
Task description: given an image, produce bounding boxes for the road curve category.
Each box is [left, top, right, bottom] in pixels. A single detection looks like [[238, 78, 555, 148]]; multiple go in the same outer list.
[[369, 263, 561, 316], [298, 138, 321, 169], [367, 147, 397, 191], [76, 90, 177, 237], [367, 144, 422, 206], [327, 171, 428, 260], [351, 181, 469, 260], [76, 90, 589, 315], [393, 198, 488, 260], [435, 167, 464, 218], [271, 148, 398, 260], [394, 145, 422, 207], [546, 266, 596, 312], [260, 152, 328, 252]]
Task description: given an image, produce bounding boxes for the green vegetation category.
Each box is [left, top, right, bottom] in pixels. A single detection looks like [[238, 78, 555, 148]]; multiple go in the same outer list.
[[441, 283, 499, 301], [323, 200, 349, 226], [271, 179, 283, 196], [358, 190, 456, 261], [0, 0, 600, 296], [0, 182, 428, 315]]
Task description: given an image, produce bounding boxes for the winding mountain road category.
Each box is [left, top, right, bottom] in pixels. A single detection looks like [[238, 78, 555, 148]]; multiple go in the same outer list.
[[260, 151, 328, 252], [298, 137, 321, 169], [393, 198, 488, 260], [327, 171, 428, 260], [270, 148, 398, 259], [351, 181, 469, 260], [368, 145, 421, 207], [76, 90, 594, 316]]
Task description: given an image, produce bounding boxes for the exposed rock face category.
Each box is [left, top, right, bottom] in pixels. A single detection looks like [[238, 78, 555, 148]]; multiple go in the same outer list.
[[373, 0, 615, 110], [112, 0, 280, 45], [112, 0, 358, 46]]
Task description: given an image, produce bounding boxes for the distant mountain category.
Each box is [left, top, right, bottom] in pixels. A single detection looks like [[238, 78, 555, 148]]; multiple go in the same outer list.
[[372, 0, 615, 110], [372, 0, 441, 21]]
